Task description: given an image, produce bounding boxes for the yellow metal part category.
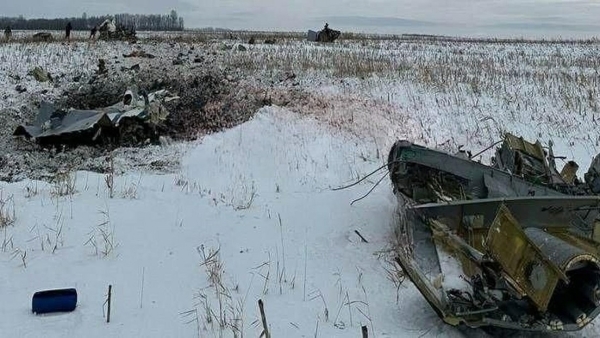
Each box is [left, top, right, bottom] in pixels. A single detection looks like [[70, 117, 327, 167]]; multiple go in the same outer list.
[[486, 204, 567, 312], [560, 161, 579, 184], [504, 133, 545, 161], [456, 214, 487, 278], [594, 220, 600, 244], [431, 219, 484, 270]]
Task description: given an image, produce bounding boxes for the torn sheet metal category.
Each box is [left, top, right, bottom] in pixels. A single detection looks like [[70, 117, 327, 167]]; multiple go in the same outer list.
[[387, 135, 600, 332], [13, 87, 177, 147]]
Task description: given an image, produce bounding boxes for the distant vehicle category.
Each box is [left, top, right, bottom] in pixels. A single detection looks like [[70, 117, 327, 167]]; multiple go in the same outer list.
[[388, 133, 600, 332], [307, 23, 340, 43]]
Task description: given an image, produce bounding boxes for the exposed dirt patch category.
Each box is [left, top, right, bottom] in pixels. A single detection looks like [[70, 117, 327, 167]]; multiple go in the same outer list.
[[0, 39, 338, 183], [0, 44, 268, 182], [159, 73, 262, 140], [55, 61, 264, 143]]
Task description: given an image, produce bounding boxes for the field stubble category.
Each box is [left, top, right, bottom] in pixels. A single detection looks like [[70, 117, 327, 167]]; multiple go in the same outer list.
[[1, 31, 599, 179]]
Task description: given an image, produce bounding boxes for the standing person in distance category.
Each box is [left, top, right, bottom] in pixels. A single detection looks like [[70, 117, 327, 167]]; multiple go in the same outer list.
[[4, 25, 12, 41], [65, 22, 72, 41]]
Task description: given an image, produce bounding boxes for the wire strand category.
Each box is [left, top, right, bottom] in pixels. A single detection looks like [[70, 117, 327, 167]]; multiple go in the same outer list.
[[332, 159, 398, 191], [350, 171, 389, 206], [470, 139, 502, 159]]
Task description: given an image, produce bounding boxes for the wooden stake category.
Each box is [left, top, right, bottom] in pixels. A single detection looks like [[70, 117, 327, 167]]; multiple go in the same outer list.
[[361, 325, 368, 338], [140, 267, 145, 309], [107, 284, 112, 323], [259, 299, 270, 338], [354, 230, 369, 243]]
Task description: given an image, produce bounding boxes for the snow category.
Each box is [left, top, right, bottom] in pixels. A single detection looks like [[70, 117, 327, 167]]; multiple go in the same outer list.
[[0, 106, 445, 338], [1, 104, 594, 337], [3, 34, 600, 181], [3, 33, 600, 337]]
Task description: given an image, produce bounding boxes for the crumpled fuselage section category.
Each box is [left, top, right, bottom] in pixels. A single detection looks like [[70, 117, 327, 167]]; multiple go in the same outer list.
[[389, 135, 600, 332]]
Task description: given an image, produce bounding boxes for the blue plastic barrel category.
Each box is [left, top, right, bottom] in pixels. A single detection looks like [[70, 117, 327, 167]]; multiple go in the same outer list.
[[32, 288, 77, 314]]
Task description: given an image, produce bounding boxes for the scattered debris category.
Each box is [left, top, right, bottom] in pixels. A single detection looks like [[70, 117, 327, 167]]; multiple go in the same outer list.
[[172, 53, 186, 65], [97, 59, 108, 75], [388, 133, 600, 332], [218, 43, 232, 51], [32, 32, 53, 42], [98, 19, 137, 42], [13, 87, 178, 149], [29, 66, 51, 83], [0, 42, 267, 183], [123, 50, 155, 59], [15, 85, 27, 93], [119, 64, 141, 72]]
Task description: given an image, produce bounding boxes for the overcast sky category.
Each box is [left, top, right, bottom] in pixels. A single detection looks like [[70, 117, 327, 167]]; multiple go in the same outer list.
[[3, 0, 600, 38]]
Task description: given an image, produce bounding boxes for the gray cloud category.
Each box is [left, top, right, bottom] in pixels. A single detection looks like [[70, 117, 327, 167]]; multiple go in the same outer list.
[[317, 16, 439, 28], [487, 22, 600, 32]]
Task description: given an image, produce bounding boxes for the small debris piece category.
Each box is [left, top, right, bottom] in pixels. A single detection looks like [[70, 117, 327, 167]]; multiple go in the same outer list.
[[32, 288, 77, 314], [29, 66, 50, 82], [98, 20, 136, 42], [123, 50, 155, 59], [97, 59, 108, 75], [32, 32, 53, 41], [354, 230, 368, 243]]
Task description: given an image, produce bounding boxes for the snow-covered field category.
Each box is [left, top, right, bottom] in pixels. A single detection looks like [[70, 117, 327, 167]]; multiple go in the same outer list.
[[2, 31, 600, 337]]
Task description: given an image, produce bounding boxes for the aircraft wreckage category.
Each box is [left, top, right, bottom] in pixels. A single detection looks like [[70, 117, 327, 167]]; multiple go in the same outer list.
[[387, 133, 600, 332], [13, 88, 178, 148]]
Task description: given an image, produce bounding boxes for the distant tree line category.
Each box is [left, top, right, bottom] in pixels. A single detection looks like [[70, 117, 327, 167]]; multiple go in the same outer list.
[[0, 10, 184, 31]]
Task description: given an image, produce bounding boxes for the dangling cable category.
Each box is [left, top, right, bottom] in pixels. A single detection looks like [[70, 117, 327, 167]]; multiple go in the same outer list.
[[332, 159, 398, 191], [350, 171, 389, 206], [470, 139, 502, 160]]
